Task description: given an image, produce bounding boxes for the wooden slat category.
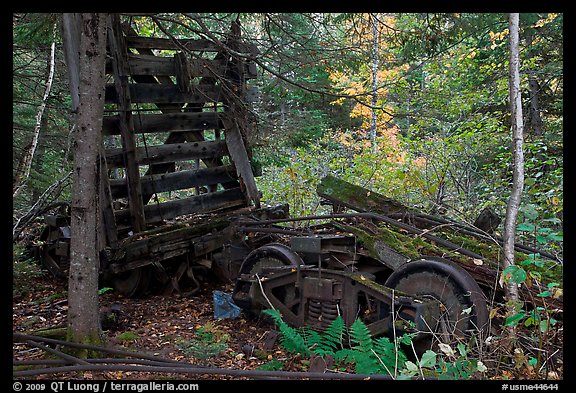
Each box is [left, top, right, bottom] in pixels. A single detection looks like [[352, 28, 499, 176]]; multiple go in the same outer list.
[[105, 139, 228, 168], [109, 165, 238, 198], [125, 36, 257, 53], [125, 54, 226, 77], [102, 111, 222, 135], [114, 187, 247, 225], [107, 14, 146, 233], [99, 151, 118, 249], [105, 83, 221, 104], [222, 121, 260, 209], [125, 36, 221, 51]]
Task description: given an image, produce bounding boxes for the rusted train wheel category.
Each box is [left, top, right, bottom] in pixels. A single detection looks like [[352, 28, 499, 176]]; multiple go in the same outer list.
[[232, 243, 304, 313], [39, 225, 71, 278], [384, 257, 489, 350], [112, 267, 152, 298]]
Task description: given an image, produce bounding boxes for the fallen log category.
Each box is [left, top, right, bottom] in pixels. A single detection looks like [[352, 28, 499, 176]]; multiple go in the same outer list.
[[316, 175, 563, 312]]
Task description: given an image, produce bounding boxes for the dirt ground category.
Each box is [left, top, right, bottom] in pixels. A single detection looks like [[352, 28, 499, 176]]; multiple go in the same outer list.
[[12, 269, 296, 381], [13, 260, 564, 382]]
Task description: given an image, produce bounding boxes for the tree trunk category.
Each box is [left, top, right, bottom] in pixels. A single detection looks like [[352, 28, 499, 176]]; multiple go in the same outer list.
[[13, 30, 56, 198], [503, 13, 524, 312], [528, 72, 544, 136], [66, 13, 108, 349], [526, 31, 544, 136]]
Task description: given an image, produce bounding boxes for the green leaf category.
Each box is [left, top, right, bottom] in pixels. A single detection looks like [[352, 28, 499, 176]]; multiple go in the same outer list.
[[537, 290, 552, 297], [504, 311, 526, 327], [502, 265, 527, 284], [516, 223, 535, 231], [457, 342, 467, 357], [546, 233, 563, 241], [539, 320, 550, 333], [404, 361, 419, 374], [419, 350, 437, 368], [98, 287, 113, 295], [522, 205, 539, 220]]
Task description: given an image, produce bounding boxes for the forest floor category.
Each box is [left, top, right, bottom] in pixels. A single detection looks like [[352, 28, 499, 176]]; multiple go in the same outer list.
[[13, 269, 294, 381], [13, 261, 564, 382]]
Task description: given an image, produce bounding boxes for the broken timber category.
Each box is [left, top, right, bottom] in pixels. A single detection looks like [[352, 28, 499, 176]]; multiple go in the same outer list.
[[316, 175, 563, 311], [101, 15, 260, 234]]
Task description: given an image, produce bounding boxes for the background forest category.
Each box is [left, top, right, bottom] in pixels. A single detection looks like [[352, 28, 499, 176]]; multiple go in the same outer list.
[[12, 13, 563, 380], [13, 12, 563, 249]]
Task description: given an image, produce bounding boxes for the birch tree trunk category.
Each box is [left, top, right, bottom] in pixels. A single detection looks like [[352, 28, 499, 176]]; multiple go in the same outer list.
[[13, 31, 56, 198], [66, 13, 108, 347], [503, 13, 524, 313]]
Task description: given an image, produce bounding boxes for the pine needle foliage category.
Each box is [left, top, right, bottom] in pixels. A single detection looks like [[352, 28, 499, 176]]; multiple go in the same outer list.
[[262, 308, 408, 376]]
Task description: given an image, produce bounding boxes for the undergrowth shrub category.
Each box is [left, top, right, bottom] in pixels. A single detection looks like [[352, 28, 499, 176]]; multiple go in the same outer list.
[[262, 308, 489, 379], [262, 308, 408, 377]]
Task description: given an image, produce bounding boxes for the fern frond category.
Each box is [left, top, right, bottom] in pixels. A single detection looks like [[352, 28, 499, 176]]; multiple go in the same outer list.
[[334, 347, 359, 364], [262, 309, 310, 355], [320, 315, 345, 353], [374, 336, 407, 369], [349, 318, 373, 352]]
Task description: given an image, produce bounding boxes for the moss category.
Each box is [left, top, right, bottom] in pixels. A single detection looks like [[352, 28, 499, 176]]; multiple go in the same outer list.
[[116, 331, 139, 342], [65, 329, 106, 358], [337, 220, 562, 288], [334, 221, 461, 262], [317, 175, 413, 215], [435, 228, 562, 286]]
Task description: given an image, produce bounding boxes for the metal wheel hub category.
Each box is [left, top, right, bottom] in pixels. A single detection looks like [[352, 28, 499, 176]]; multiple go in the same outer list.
[[384, 257, 489, 346]]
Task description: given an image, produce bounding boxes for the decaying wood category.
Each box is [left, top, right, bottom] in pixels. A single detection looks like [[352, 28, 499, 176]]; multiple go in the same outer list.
[[107, 14, 146, 233], [104, 83, 221, 104], [114, 187, 246, 226], [317, 175, 416, 216], [316, 175, 563, 312], [102, 111, 222, 135], [105, 139, 228, 168], [109, 165, 237, 199]]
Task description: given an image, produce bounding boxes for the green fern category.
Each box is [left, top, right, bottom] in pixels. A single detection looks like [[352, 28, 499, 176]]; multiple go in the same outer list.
[[309, 315, 345, 355], [263, 308, 408, 377], [349, 318, 373, 351], [262, 309, 310, 356]]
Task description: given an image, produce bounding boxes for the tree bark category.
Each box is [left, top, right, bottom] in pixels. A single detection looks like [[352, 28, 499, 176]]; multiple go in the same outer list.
[[503, 13, 524, 308], [66, 13, 108, 348], [526, 31, 544, 136]]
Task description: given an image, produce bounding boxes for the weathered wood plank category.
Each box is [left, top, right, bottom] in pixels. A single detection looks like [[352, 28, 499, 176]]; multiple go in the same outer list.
[[109, 165, 238, 198], [222, 118, 260, 209], [105, 83, 221, 104], [125, 36, 221, 51], [99, 152, 118, 249], [114, 187, 247, 225], [317, 175, 415, 216], [125, 36, 259, 53], [110, 217, 233, 268], [102, 111, 222, 135], [107, 14, 146, 232], [105, 139, 228, 168], [126, 54, 226, 77]]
